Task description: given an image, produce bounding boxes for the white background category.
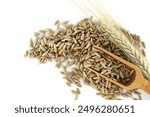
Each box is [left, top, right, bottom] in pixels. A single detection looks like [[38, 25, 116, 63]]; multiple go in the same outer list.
[[0, 0, 150, 117]]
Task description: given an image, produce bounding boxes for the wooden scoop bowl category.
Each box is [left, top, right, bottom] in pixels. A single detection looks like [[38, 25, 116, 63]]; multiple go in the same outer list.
[[86, 46, 150, 94]]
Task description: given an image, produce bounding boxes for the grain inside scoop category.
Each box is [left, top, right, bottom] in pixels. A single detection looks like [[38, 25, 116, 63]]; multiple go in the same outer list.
[[86, 46, 150, 94]]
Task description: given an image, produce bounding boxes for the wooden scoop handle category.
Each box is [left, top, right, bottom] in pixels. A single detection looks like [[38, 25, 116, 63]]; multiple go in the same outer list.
[[141, 79, 150, 94]]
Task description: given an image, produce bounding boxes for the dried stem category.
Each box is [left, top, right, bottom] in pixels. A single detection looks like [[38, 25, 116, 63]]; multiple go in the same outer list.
[[73, 0, 150, 80]]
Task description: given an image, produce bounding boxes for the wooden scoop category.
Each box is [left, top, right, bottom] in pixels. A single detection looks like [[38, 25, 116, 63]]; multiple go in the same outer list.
[[86, 46, 150, 94]]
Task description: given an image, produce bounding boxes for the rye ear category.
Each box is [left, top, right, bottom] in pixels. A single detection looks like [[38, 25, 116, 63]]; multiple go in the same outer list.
[[72, 0, 150, 80]]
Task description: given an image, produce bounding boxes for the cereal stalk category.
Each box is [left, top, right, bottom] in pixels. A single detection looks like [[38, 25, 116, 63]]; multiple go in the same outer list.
[[73, 0, 150, 80]]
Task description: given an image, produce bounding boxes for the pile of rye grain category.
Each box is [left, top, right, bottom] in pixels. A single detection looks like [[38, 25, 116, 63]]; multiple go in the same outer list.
[[25, 17, 145, 100]]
